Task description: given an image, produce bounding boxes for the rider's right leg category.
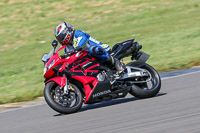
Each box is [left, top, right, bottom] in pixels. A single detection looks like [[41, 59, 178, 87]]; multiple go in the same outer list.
[[106, 55, 125, 75], [89, 46, 125, 76]]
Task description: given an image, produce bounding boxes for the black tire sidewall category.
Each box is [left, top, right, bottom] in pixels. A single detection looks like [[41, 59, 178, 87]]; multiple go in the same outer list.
[[128, 63, 161, 98], [44, 82, 83, 114]]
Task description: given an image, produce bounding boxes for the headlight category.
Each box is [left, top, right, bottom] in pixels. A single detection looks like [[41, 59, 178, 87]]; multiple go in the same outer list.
[[47, 60, 55, 70], [43, 68, 47, 75]]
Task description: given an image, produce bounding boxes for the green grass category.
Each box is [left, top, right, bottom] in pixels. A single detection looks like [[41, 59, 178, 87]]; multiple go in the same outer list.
[[0, 0, 200, 104]]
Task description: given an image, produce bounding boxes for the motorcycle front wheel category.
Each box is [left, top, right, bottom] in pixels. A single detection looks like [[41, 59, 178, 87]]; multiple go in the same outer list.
[[128, 63, 161, 99], [44, 81, 83, 114]]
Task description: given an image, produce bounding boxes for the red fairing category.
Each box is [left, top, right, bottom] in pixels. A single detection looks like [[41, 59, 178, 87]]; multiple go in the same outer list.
[[46, 75, 99, 103], [44, 45, 67, 78], [45, 77, 66, 88], [71, 76, 99, 103], [84, 64, 99, 74], [44, 45, 101, 103]]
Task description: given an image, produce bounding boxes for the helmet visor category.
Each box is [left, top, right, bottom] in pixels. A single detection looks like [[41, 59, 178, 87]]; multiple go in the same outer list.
[[56, 30, 66, 44]]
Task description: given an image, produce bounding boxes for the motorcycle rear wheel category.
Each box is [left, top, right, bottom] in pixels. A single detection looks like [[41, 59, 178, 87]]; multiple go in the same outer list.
[[128, 63, 161, 98], [44, 81, 83, 114]]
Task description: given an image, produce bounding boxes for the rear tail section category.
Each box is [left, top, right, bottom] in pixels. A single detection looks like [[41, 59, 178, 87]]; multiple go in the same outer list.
[[111, 39, 141, 60]]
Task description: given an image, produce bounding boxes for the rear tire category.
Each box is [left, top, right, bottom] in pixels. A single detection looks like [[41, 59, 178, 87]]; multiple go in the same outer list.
[[128, 63, 161, 98], [44, 82, 83, 114]]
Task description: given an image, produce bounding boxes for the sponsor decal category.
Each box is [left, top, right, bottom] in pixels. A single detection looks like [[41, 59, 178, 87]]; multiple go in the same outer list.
[[89, 37, 100, 44], [82, 62, 92, 68], [92, 90, 111, 98], [101, 44, 109, 48], [73, 36, 82, 47]]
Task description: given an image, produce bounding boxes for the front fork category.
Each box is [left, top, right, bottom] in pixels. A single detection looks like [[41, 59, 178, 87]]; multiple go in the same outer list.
[[45, 75, 70, 95], [63, 74, 70, 94]]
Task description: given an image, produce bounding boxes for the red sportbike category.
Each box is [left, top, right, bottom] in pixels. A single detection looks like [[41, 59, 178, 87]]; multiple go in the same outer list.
[[42, 39, 161, 114]]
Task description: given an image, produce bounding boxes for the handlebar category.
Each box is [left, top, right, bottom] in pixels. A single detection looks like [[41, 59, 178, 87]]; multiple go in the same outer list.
[[60, 47, 82, 59]]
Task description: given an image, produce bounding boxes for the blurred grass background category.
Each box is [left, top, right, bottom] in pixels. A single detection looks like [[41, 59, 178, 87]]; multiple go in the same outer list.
[[0, 0, 200, 104]]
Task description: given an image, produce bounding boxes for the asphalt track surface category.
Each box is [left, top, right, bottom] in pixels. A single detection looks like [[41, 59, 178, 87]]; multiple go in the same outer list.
[[1, 69, 200, 133]]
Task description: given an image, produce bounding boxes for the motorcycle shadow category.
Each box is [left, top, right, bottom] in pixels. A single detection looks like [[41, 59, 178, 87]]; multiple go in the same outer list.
[[54, 93, 166, 116], [81, 93, 166, 112]]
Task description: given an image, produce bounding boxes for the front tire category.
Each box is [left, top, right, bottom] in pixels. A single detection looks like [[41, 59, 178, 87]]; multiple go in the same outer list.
[[44, 82, 83, 114], [128, 63, 161, 98]]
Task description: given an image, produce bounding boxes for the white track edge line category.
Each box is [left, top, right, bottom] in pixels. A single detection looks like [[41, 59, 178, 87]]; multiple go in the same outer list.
[[0, 103, 46, 114], [161, 71, 200, 80]]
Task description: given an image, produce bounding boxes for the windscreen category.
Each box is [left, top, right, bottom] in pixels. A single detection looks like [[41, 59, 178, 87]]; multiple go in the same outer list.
[[48, 46, 61, 58]]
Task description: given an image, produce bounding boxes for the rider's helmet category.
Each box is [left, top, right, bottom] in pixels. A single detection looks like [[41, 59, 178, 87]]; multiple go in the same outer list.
[[55, 22, 75, 45]]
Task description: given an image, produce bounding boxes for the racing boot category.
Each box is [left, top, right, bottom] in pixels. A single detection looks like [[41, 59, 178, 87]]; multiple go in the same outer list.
[[106, 55, 126, 79]]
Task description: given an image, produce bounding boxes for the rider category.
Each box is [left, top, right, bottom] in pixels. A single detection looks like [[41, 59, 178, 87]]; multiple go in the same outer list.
[[54, 22, 125, 75]]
